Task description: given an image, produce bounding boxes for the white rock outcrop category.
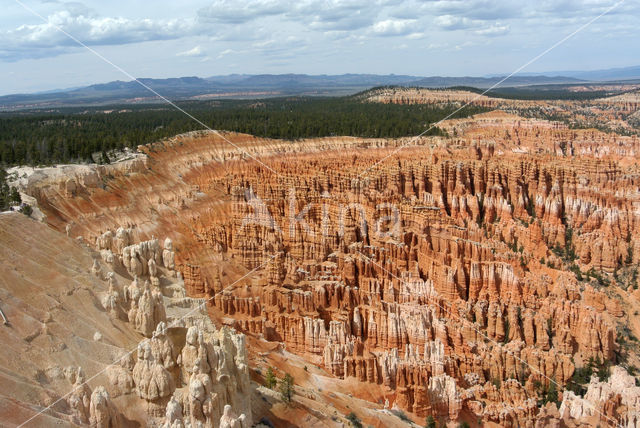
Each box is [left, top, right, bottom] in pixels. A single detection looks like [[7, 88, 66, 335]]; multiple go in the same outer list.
[[87, 233, 252, 426], [559, 366, 640, 426], [133, 339, 176, 416], [163, 238, 176, 271], [89, 386, 117, 428], [68, 368, 91, 425]]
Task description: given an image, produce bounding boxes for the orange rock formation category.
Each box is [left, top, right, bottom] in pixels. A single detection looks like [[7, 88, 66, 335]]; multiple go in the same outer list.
[[22, 109, 640, 426]]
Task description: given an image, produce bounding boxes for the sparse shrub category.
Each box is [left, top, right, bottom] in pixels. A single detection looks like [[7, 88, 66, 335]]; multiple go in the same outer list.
[[491, 377, 501, 389], [569, 263, 583, 281], [346, 412, 363, 428], [586, 267, 610, 287], [596, 358, 610, 382], [391, 409, 411, 422], [20, 203, 33, 217]]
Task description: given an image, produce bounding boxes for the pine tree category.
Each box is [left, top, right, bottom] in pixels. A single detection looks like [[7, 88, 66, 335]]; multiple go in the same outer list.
[[100, 150, 111, 164], [10, 187, 21, 204], [265, 367, 277, 389], [546, 382, 558, 405], [425, 415, 436, 428], [278, 373, 294, 404]]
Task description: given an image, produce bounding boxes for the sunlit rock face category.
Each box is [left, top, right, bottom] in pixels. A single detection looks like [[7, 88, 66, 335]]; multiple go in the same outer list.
[[26, 109, 640, 426]]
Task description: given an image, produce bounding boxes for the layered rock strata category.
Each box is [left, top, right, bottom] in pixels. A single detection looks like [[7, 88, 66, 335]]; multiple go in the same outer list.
[[22, 110, 640, 426]]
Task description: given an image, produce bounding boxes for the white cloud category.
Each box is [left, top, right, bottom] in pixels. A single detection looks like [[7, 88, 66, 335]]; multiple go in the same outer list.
[[297, 0, 378, 31], [252, 40, 276, 49], [434, 12, 510, 36], [199, 0, 391, 32], [406, 32, 426, 40], [217, 48, 235, 59], [371, 19, 419, 36], [198, 0, 287, 24], [1, 0, 638, 90], [475, 23, 510, 36], [454, 41, 474, 51], [426, 42, 449, 50], [434, 15, 475, 30], [177, 45, 204, 57], [429, 0, 524, 21], [0, 6, 198, 61]]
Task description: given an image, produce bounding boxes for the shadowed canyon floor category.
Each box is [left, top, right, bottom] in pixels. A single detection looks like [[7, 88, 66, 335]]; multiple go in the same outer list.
[[6, 100, 640, 427]]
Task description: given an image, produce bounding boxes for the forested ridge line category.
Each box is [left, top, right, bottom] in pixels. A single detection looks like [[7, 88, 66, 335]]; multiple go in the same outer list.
[[0, 96, 488, 166]]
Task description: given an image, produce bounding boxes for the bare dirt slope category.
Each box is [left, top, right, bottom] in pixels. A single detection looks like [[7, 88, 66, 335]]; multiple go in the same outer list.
[[0, 212, 254, 428], [0, 212, 141, 426]]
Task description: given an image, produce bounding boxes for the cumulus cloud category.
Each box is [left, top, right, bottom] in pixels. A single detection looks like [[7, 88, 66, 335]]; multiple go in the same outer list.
[[295, 0, 379, 31], [536, 0, 627, 18], [0, 6, 197, 61], [430, 0, 632, 24], [430, 0, 525, 21], [2, 0, 635, 67], [434, 15, 476, 30], [371, 19, 419, 36], [434, 12, 510, 35], [197, 0, 287, 24], [199, 0, 391, 31]]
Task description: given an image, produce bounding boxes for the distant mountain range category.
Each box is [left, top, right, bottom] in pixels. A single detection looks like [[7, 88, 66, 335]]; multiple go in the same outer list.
[[1, 66, 639, 110], [411, 75, 582, 88], [489, 65, 640, 81]]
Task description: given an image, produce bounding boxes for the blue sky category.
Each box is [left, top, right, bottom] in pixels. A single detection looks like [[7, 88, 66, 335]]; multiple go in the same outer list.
[[0, 0, 637, 95]]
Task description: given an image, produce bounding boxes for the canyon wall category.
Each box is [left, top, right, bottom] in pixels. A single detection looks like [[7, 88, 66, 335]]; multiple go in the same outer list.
[[23, 111, 640, 426]]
